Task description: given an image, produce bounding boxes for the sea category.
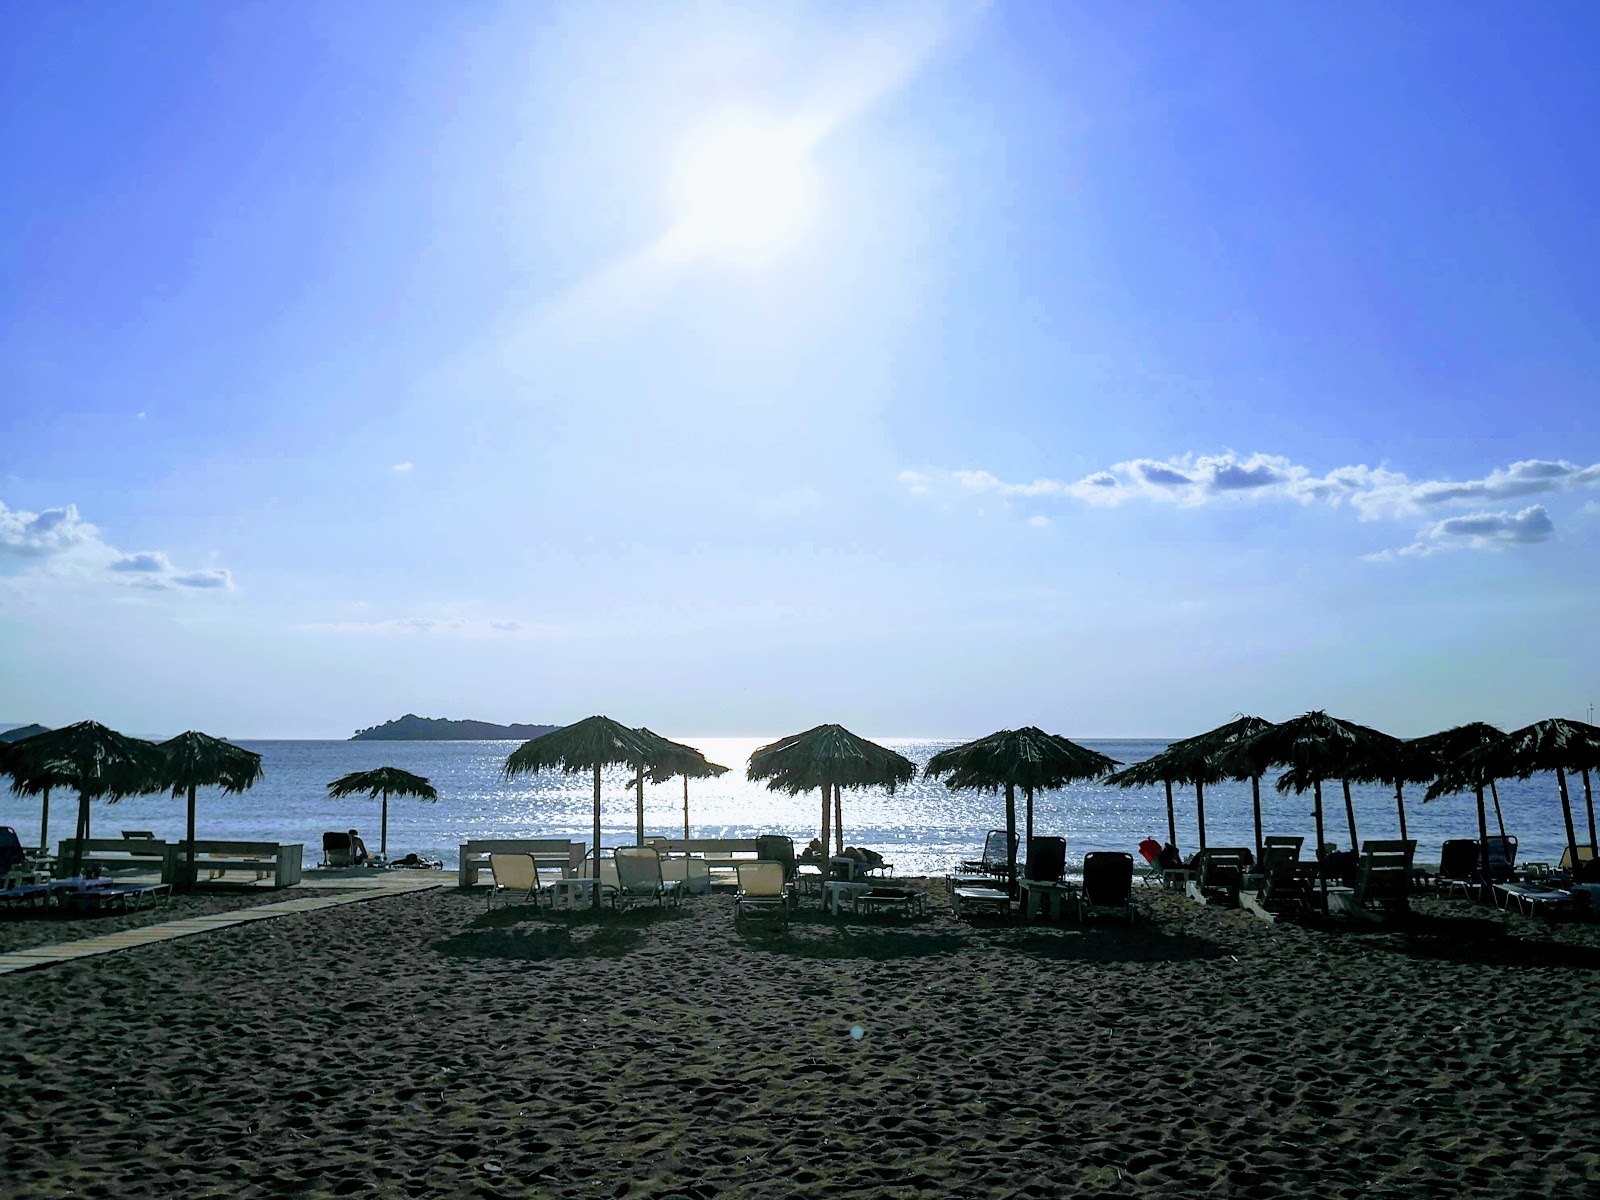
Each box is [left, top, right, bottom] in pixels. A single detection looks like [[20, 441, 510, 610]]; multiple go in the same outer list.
[[3, 737, 1593, 875]]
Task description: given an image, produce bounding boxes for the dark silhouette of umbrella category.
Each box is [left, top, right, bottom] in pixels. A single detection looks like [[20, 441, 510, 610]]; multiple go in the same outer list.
[[1440, 718, 1600, 879], [5, 721, 166, 876], [504, 717, 660, 908], [1, 727, 64, 852], [1416, 723, 1513, 884], [637, 729, 729, 842], [1233, 711, 1400, 904], [161, 732, 264, 890], [327, 766, 438, 859], [747, 724, 914, 860], [927, 727, 1120, 886], [1168, 715, 1276, 856]]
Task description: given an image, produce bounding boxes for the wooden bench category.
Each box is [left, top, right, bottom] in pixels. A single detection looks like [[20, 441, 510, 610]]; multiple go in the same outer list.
[[56, 837, 171, 875], [458, 839, 584, 888], [161, 841, 304, 888]]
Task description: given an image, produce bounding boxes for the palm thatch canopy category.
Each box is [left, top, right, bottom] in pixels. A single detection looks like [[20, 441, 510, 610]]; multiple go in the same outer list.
[[328, 766, 439, 859], [504, 716, 663, 908], [6, 721, 167, 875], [636, 728, 729, 843], [161, 732, 265, 890], [1111, 715, 1275, 855], [0, 723, 51, 743], [927, 727, 1120, 884], [1446, 718, 1600, 876], [1231, 711, 1399, 895], [748, 724, 915, 857], [1416, 723, 1511, 798]]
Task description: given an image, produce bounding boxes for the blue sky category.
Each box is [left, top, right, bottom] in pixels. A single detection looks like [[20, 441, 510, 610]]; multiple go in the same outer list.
[[2, 1, 1597, 739]]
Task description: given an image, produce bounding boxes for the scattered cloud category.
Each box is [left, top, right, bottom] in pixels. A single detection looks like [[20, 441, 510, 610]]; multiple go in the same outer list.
[[902, 452, 1600, 560], [301, 617, 542, 638], [0, 500, 235, 591], [391, 462, 413, 473], [1027, 514, 1051, 528]]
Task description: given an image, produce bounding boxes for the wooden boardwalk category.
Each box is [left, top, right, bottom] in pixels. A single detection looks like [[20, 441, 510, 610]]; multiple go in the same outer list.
[[0, 879, 442, 976]]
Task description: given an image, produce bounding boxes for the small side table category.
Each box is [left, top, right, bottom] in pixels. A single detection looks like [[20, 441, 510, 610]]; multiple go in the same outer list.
[[823, 880, 872, 916]]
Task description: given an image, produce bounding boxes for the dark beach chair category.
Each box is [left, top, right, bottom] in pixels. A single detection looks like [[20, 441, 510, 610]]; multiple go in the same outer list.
[[1480, 836, 1518, 886], [1077, 852, 1135, 923], [754, 834, 797, 883], [1194, 848, 1251, 905], [1023, 836, 1066, 884], [0, 826, 25, 877], [1256, 842, 1310, 912], [321, 831, 354, 868], [1435, 839, 1479, 898], [954, 829, 1018, 889], [1352, 839, 1416, 917]]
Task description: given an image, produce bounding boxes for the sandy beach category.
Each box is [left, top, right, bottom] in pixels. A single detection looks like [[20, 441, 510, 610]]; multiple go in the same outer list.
[[3, 882, 1598, 1199]]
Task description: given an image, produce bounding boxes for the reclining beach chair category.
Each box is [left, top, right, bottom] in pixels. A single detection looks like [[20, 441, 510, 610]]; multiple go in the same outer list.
[[614, 846, 682, 910], [1077, 852, 1135, 923], [485, 853, 552, 911], [755, 834, 798, 883], [1352, 839, 1416, 917], [734, 860, 793, 923], [1435, 839, 1481, 898], [0, 826, 24, 878], [1024, 836, 1067, 884], [1255, 842, 1310, 912], [954, 829, 1018, 889], [1194, 848, 1251, 905], [321, 831, 354, 868]]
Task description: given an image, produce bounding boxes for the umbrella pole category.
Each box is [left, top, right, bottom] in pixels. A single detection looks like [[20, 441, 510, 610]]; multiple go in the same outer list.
[[819, 784, 830, 865], [1490, 779, 1507, 840], [1164, 779, 1176, 848], [683, 776, 690, 843], [1194, 780, 1206, 852], [834, 784, 844, 854], [184, 782, 198, 893], [381, 789, 389, 858], [1475, 784, 1491, 898], [72, 791, 89, 877], [1557, 766, 1580, 880], [1313, 779, 1327, 909], [635, 763, 645, 847], [1024, 784, 1035, 854], [1583, 768, 1597, 856], [1251, 775, 1263, 860], [1394, 781, 1408, 844], [592, 762, 603, 910], [39, 785, 50, 857], [1004, 781, 1017, 894], [1342, 779, 1359, 852]]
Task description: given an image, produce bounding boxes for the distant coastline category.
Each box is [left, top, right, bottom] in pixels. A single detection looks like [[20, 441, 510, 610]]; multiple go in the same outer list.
[[349, 714, 559, 741]]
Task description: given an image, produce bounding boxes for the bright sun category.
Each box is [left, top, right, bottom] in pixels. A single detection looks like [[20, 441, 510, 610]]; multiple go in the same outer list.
[[663, 113, 821, 264]]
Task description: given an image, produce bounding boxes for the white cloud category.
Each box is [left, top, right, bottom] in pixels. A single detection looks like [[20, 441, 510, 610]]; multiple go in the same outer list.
[[901, 452, 1600, 560], [391, 462, 414, 473], [301, 617, 541, 638], [1027, 515, 1051, 528], [0, 500, 235, 592]]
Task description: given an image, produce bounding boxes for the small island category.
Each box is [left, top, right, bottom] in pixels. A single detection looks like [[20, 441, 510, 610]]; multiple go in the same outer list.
[[350, 714, 559, 741]]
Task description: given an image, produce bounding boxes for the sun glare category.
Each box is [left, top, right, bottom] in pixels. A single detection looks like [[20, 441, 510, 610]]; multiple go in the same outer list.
[[662, 113, 821, 265]]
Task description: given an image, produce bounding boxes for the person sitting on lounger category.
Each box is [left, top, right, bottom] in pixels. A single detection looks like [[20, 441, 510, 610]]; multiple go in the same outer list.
[[349, 829, 370, 867]]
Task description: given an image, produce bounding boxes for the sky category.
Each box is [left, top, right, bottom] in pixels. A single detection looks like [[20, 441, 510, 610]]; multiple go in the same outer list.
[[2, 1, 1598, 740]]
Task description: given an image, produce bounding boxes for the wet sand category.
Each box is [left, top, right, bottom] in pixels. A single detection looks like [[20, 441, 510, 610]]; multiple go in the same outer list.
[[2, 883, 1597, 1198]]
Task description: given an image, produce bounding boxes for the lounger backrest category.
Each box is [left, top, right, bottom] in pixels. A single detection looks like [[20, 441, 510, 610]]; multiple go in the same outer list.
[[323, 831, 352, 851], [1484, 835, 1517, 867], [981, 829, 1019, 871], [1260, 844, 1300, 878], [0, 826, 22, 873], [754, 835, 796, 879], [1264, 835, 1304, 853], [615, 846, 663, 893], [1025, 836, 1066, 883], [489, 853, 538, 892], [737, 861, 786, 897], [1438, 839, 1478, 880], [1083, 852, 1133, 904]]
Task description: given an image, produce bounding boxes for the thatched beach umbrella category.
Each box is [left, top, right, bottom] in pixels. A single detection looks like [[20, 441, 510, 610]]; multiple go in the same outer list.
[[1234, 712, 1399, 904], [2, 726, 62, 852], [161, 732, 264, 890], [1169, 715, 1276, 856], [5, 721, 166, 876], [327, 766, 438, 859], [1477, 718, 1600, 880], [747, 724, 915, 859], [638, 729, 729, 842], [1419, 723, 1514, 885], [504, 717, 660, 909], [927, 728, 1120, 886]]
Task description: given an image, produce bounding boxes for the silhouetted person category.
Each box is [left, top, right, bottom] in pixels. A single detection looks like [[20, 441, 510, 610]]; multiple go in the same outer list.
[[349, 829, 369, 866]]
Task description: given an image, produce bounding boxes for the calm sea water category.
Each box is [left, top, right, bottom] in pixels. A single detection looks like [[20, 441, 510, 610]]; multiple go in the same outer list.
[[4, 737, 1593, 874]]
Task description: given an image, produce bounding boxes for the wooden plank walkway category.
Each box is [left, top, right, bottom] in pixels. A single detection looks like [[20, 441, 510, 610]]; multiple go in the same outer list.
[[0, 880, 441, 976]]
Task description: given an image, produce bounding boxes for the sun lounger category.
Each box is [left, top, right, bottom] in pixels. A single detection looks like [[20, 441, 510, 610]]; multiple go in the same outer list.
[[733, 861, 793, 923], [1351, 839, 1416, 917], [1255, 843, 1311, 912], [852, 886, 928, 918], [954, 829, 1018, 889], [1078, 852, 1135, 923], [1495, 881, 1576, 918], [1434, 839, 1480, 898], [1193, 848, 1251, 905], [60, 881, 172, 913], [485, 853, 553, 910], [614, 846, 682, 910], [321, 831, 355, 868], [951, 884, 1011, 918]]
